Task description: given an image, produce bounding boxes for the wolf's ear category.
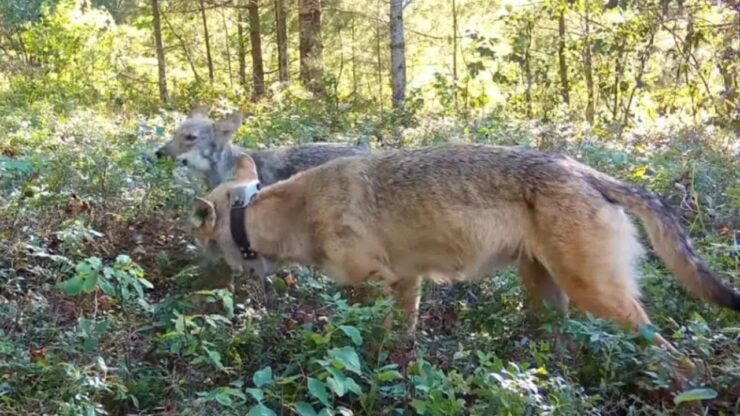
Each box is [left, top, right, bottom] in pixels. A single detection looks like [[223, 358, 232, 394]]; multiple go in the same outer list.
[[214, 112, 244, 145], [192, 197, 217, 229], [189, 105, 209, 118], [234, 153, 258, 181]]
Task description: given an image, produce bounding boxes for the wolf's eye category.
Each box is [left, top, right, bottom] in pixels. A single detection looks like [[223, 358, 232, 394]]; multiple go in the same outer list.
[[185, 134, 197, 141]]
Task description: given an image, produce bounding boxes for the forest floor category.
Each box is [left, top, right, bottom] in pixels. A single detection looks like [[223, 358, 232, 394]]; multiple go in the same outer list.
[[1, 109, 738, 415]]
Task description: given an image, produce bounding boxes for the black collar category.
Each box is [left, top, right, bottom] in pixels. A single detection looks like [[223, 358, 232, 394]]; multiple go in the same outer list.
[[229, 181, 261, 260]]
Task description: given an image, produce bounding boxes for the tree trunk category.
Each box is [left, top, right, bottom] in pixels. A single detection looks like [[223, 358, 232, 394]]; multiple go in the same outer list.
[[611, 38, 626, 121], [376, 2, 383, 120], [583, 6, 595, 124], [618, 29, 656, 139], [221, 7, 233, 88], [162, 12, 200, 83], [351, 15, 358, 104], [299, 0, 324, 94], [249, 0, 265, 99], [524, 22, 533, 119], [452, 0, 459, 111], [390, 0, 406, 112], [275, 0, 289, 83], [237, 5, 247, 88], [199, 0, 214, 84], [557, 9, 570, 106], [150, 0, 169, 103]]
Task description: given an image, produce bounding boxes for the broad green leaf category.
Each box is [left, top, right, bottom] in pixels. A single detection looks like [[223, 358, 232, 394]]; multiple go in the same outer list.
[[343, 377, 362, 395], [80, 271, 99, 293], [246, 387, 264, 402], [338, 325, 362, 346], [205, 348, 224, 370], [327, 376, 346, 397], [247, 403, 276, 416], [307, 377, 330, 407], [221, 292, 234, 318], [295, 402, 318, 416], [215, 392, 232, 406], [318, 408, 335, 416], [674, 388, 718, 405], [328, 347, 362, 375], [253, 366, 273, 388], [60, 275, 84, 296], [377, 370, 403, 382]]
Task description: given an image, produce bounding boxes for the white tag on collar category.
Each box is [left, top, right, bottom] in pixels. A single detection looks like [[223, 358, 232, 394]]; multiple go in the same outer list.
[[229, 180, 261, 208]]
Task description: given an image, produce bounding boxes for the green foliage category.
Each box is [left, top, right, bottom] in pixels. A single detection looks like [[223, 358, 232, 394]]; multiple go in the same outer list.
[[1, 108, 739, 414]]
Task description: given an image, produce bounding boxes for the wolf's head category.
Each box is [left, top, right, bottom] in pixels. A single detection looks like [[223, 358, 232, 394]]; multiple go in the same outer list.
[[190, 153, 278, 278], [155, 107, 244, 173]]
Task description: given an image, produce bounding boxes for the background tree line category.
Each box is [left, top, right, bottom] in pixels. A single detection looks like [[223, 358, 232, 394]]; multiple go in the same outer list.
[[0, 0, 737, 133]]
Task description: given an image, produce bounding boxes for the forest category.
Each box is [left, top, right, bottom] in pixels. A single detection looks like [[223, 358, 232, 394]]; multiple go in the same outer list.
[[0, 0, 738, 414]]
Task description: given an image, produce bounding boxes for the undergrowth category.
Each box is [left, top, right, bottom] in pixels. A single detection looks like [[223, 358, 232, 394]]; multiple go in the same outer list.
[[1, 104, 738, 415]]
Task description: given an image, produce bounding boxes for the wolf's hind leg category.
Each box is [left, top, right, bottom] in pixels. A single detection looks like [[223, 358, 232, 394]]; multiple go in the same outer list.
[[542, 242, 677, 353], [518, 256, 569, 313]]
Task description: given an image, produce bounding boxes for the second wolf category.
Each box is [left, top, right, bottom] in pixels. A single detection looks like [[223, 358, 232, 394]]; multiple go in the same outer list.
[[155, 108, 369, 188]]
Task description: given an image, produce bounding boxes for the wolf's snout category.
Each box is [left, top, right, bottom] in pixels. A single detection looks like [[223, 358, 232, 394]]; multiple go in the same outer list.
[[180, 158, 188, 166], [155, 149, 165, 159]]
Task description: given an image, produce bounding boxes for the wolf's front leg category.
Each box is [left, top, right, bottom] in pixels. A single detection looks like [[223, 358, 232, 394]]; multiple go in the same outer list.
[[387, 276, 423, 338]]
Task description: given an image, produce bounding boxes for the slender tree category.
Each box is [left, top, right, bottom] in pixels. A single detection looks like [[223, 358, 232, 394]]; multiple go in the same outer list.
[[451, 0, 459, 110], [221, 7, 233, 88], [557, 7, 569, 106], [150, 0, 169, 103], [199, 0, 214, 84], [299, 0, 324, 94], [249, 0, 265, 99], [390, 0, 406, 112], [275, 0, 289, 83], [583, 3, 595, 124], [237, 2, 247, 88]]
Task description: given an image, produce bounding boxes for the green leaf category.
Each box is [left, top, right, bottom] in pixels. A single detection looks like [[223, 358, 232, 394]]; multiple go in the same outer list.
[[343, 377, 362, 395], [60, 275, 84, 296], [674, 388, 718, 405], [377, 370, 403, 382], [221, 293, 234, 318], [247, 403, 276, 416], [80, 272, 99, 293], [246, 387, 264, 402], [638, 324, 657, 342], [307, 377, 330, 407], [98, 278, 115, 296], [318, 408, 335, 416], [253, 366, 273, 388], [328, 347, 362, 375], [205, 348, 224, 370], [215, 392, 232, 406], [295, 402, 319, 416], [327, 376, 346, 397], [338, 325, 362, 346]]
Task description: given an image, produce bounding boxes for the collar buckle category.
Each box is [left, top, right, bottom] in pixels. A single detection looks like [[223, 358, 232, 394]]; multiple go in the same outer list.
[[229, 181, 261, 260]]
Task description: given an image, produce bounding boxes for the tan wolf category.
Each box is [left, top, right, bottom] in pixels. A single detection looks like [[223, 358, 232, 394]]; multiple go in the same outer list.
[[191, 144, 739, 351]]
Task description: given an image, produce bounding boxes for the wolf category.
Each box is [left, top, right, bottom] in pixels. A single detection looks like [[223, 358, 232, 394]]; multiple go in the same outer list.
[[155, 107, 369, 188], [157, 107, 370, 287], [190, 144, 739, 353]]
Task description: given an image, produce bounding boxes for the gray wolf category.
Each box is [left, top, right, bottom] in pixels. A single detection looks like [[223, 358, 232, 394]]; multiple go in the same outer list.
[[191, 144, 740, 352], [155, 107, 369, 188]]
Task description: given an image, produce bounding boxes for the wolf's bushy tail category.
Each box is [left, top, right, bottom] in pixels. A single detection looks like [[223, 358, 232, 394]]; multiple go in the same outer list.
[[587, 174, 740, 311]]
